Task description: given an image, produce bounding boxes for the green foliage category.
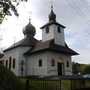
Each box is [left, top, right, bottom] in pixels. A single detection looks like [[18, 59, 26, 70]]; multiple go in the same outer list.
[[0, 0, 28, 24], [78, 64, 87, 74], [72, 62, 80, 75], [83, 65, 90, 74], [72, 62, 90, 75], [0, 64, 25, 90]]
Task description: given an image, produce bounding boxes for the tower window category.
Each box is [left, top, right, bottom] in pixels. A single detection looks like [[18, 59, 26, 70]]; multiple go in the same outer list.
[[39, 59, 42, 67], [51, 59, 55, 66], [46, 26, 49, 33], [66, 61, 69, 67], [57, 26, 61, 33]]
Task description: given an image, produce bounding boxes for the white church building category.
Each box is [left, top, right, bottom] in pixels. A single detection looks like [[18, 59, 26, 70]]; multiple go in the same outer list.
[[0, 7, 78, 77]]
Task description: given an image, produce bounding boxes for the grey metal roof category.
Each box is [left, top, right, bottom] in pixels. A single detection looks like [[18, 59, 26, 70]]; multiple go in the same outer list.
[[24, 39, 79, 56], [40, 22, 65, 29], [4, 37, 38, 52], [3, 36, 78, 56]]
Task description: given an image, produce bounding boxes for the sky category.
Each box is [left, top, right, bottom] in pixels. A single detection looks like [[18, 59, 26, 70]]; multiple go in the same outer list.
[[0, 0, 90, 64]]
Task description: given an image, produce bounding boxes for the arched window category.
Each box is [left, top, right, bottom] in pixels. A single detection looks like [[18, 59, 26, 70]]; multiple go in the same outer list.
[[13, 58, 16, 69], [9, 56, 12, 69], [51, 59, 55, 66], [39, 59, 42, 67], [66, 61, 69, 67], [0, 60, 4, 64], [57, 26, 61, 33], [20, 60, 24, 76], [46, 26, 49, 33], [6, 60, 8, 68], [0, 61, 2, 64]]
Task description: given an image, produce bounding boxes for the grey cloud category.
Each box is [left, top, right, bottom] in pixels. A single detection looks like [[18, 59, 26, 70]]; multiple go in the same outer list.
[[1, 0, 90, 64], [23, 0, 90, 64]]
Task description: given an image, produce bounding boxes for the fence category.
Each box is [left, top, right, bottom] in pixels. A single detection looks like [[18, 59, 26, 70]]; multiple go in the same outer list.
[[24, 76, 90, 90]]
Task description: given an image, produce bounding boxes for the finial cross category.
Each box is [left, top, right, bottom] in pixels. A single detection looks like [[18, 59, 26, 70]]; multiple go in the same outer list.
[[49, 0, 55, 10], [28, 11, 32, 23]]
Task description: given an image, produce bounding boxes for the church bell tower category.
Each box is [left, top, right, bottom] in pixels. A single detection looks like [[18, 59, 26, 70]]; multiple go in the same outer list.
[[40, 6, 66, 46]]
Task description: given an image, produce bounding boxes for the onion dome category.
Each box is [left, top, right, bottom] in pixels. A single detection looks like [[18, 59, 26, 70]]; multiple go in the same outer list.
[[49, 6, 56, 22], [23, 21, 36, 38]]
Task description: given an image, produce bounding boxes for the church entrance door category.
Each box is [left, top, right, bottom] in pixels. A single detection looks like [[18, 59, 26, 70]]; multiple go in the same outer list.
[[57, 63, 62, 76]]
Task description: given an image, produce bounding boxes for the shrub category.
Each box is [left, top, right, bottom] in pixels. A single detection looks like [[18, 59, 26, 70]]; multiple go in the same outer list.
[[0, 64, 25, 90]]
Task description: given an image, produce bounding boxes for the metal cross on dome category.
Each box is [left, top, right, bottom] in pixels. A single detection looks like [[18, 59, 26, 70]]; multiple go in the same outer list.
[[28, 11, 32, 23], [29, 17, 31, 23], [49, 0, 55, 9]]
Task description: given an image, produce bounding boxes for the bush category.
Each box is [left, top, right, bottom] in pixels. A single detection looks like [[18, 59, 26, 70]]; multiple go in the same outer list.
[[0, 64, 25, 90], [83, 65, 90, 74]]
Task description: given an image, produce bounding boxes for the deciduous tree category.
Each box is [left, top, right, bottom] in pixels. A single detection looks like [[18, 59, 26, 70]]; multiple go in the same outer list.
[[0, 0, 27, 24], [83, 65, 90, 74]]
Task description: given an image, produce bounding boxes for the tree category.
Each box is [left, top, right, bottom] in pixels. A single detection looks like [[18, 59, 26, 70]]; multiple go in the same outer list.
[[72, 62, 80, 75], [83, 65, 90, 74], [0, 0, 27, 24], [0, 64, 25, 90]]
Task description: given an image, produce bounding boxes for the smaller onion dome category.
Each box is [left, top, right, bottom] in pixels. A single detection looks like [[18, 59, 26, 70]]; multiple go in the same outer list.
[[23, 21, 36, 38], [49, 6, 56, 22]]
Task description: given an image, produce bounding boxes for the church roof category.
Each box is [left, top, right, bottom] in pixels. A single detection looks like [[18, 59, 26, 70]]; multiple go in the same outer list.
[[3, 37, 78, 56], [24, 39, 79, 56], [40, 7, 65, 29], [23, 21, 36, 37], [49, 6, 56, 22], [40, 22, 65, 29], [4, 38, 38, 52]]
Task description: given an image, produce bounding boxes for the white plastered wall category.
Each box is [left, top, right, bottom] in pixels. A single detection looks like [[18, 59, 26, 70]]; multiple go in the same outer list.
[[0, 46, 30, 76], [26, 51, 72, 76], [42, 24, 65, 46]]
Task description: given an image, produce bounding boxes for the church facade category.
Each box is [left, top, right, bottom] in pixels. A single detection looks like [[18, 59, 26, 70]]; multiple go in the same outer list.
[[0, 7, 78, 77]]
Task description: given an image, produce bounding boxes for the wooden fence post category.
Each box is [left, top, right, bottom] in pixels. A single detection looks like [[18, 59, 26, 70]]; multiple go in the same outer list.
[[71, 80, 72, 90], [25, 79, 29, 90], [60, 80, 61, 90]]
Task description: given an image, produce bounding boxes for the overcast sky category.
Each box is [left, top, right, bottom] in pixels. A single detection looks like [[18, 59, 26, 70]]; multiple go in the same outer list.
[[0, 0, 90, 64]]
